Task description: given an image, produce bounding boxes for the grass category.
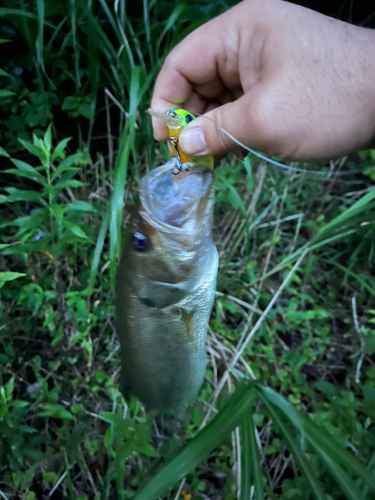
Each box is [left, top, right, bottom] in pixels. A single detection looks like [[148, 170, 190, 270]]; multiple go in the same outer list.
[[1, 0, 375, 499]]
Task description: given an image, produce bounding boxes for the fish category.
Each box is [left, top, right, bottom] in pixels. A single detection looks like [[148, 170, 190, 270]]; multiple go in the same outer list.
[[116, 109, 218, 411]]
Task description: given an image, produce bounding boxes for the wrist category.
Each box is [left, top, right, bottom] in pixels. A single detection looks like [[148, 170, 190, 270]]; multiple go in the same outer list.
[[349, 26, 375, 151]]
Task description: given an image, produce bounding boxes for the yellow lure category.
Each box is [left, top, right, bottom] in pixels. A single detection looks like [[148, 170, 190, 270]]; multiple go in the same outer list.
[[148, 108, 214, 171]]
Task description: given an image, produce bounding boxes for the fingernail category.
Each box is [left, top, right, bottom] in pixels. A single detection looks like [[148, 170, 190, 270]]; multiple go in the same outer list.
[[179, 127, 208, 155]]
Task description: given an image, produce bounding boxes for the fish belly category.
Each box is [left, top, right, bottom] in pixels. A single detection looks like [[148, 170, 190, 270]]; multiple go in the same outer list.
[[117, 247, 218, 411]]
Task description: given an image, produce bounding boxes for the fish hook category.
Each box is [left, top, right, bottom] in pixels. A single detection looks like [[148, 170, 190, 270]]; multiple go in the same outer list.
[[169, 136, 183, 175]]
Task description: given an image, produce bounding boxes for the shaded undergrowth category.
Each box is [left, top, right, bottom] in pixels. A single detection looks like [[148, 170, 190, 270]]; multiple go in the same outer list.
[[1, 1, 375, 499]]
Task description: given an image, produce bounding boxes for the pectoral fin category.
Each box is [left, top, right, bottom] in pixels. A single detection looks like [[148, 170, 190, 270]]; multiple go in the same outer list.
[[137, 280, 189, 309]]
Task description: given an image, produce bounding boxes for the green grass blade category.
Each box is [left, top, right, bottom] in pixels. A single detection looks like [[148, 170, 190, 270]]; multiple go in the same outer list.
[[86, 10, 100, 97], [69, 0, 80, 88], [97, 0, 122, 42], [109, 66, 142, 289], [0, 8, 42, 21], [312, 188, 375, 244], [35, 0, 44, 74], [313, 449, 368, 500], [256, 385, 375, 494], [125, 17, 145, 69], [321, 258, 375, 297], [133, 384, 257, 500], [260, 189, 375, 281], [97, 0, 134, 70], [215, 172, 247, 216], [142, 0, 154, 67], [240, 412, 264, 500], [78, 0, 128, 90], [256, 389, 325, 500], [156, 3, 188, 56], [362, 454, 375, 498], [87, 207, 110, 299]]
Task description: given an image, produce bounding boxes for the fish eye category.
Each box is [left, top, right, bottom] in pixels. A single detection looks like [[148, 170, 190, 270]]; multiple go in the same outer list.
[[185, 114, 194, 124], [132, 232, 149, 252]]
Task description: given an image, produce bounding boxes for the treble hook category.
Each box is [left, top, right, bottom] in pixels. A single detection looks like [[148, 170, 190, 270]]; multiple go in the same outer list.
[[169, 136, 183, 175]]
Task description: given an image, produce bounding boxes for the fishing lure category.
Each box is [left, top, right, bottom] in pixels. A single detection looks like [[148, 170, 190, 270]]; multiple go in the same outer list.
[[148, 108, 214, 173]]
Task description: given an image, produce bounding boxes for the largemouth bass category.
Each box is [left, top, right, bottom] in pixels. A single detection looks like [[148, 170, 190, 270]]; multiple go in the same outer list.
[[116, 109, 218, 411]]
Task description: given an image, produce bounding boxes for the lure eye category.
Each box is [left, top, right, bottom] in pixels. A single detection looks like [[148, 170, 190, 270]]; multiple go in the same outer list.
[[166, 109, 177, 119], [185, 114, 194, 124], [132, 232, 149, 252]]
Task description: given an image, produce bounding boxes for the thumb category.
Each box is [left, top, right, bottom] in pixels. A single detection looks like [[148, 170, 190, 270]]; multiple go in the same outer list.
[[178, 93, 271, 158]]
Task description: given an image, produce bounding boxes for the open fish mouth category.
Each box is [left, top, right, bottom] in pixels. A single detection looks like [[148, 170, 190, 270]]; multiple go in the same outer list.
[[140, 159, 214, 240]]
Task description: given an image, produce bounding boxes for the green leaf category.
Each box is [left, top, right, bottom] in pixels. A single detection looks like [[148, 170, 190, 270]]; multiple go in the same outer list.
[[5, 169, 47, 185], [38, 404, 75, 420], [256, 385, 375, 494], [51, 137, 71, 161], [11, 400, 29, 409], [58, 154, 82, 169], [0, 89, 15, 97], [5, 376, 15, 401], [53, 179, 85, 190], [63, 221, 92, 241], [43, 472, 57, 484], [67, 200, 97, 212], [0, 272, 26, 283], [133, 383, 256, 500], [8, 158, 47, 184], [0, 68, 11, 77], [240, 412, 264, 500], [315, 382, 336, 398], [4, 188, 44, 203], [51, 166, 80, 182], [216, 171, 247, 215], [138, 441, 159, 458], [0, 146, 10, 157], [51, 204, 64, 224], [44, 125, 52, 153], [62, 95, 80, 111], [256, 387, 325, 500], [18, 284, 44, 313], [18, 139, 47, 161]]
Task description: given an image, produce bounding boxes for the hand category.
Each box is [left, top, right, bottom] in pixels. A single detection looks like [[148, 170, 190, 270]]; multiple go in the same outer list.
[[151, 0, 375, 162]]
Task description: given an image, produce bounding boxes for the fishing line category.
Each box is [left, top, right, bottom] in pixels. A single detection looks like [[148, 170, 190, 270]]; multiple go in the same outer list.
[[195, 112, 328, 176], [149, 108, 356, 178]]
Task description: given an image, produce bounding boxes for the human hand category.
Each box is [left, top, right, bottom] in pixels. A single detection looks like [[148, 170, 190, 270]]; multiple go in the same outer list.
[[151, 0, 375, 162]]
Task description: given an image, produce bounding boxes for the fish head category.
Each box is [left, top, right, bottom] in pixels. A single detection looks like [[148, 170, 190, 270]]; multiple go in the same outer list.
[[122, 159, 215, 295]]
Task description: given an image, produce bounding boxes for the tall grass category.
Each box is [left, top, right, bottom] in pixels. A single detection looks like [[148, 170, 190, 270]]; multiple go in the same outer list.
[[1, 1, 375, 499]]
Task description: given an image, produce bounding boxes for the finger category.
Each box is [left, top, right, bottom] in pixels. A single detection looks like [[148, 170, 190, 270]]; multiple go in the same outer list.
[[151, 7, 242, 139]]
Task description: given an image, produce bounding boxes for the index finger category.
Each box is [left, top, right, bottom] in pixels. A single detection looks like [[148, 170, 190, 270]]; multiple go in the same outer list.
[[150, 8, 240, 140]]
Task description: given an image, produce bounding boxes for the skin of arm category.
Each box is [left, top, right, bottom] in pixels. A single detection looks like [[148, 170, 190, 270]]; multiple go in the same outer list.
[[151, 0, 375, 162]]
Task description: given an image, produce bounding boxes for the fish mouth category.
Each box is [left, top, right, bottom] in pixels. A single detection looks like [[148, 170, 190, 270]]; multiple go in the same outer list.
[[140, 159, 214, 242]]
